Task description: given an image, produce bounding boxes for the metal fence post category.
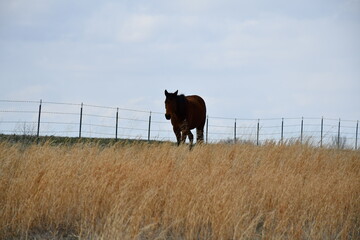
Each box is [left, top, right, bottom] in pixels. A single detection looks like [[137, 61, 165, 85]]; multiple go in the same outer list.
[[300, 117, 304, 143], [281, 118, 284, 143], [234, 118, 237, 144], [337, 118, 341, 149], [37, 99, 42, 138], [79, 103, 83, 138], [148, 111, 151, 142], [257, 119, 260, 146], [115, 107, 119, 141], [206, 116, 209, 143], [320, 117, 324, 147], [356, 120, 359, 150]]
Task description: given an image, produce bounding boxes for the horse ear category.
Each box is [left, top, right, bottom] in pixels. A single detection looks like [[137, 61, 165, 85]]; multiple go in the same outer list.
[[165, 90, 169, 97], [175, 90, 178, 95]]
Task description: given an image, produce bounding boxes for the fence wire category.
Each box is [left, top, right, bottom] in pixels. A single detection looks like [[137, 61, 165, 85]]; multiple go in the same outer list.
[[0, 100, 358, 149]]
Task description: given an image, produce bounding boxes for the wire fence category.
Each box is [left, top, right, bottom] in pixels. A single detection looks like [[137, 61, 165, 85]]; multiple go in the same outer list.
[[0, 99, 358, 149]]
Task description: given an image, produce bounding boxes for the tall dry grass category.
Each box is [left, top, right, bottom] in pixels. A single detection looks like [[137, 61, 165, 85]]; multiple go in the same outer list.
[[0, 141, 359, 239]]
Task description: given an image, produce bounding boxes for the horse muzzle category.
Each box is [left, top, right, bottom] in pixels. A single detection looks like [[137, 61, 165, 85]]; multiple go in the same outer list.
[[165, 114, 171, 120]]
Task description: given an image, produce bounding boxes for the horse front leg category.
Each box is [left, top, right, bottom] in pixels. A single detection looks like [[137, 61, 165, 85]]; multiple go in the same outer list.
[[173, 127, 181, 146], [181, 129, 193, 149], [180, 129, 187, 144], [180, 120, 190, 145]]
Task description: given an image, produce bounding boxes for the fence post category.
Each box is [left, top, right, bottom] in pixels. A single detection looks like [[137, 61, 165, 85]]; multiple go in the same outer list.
[[37, 99, 42, 138], [281, 118, 284, 143], [257, 119, 260, 146], [79, 103, 83, 138], [337, 118, 341, 149], [300, 117, 304, 143], [356, 120, 359, 150], [148, 111, 151, 142], [206, 116, 209, 143], [320, 117, 324, 147], [234, 118, 237, 144], [115, 108, 119, 141]]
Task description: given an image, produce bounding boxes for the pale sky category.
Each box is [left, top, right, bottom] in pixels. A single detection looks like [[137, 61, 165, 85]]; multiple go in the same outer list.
[[1, 0, 359, 121]]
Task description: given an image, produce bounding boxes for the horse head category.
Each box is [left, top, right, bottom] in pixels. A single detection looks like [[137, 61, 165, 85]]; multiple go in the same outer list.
[[164, 90, 178, 120]]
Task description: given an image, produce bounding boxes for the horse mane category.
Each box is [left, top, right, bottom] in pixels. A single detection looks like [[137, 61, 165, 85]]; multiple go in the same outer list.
[[176, 94, 187, 121]]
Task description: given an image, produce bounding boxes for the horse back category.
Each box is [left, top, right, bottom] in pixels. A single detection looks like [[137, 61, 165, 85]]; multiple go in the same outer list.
[[185, 95, 206, 129]]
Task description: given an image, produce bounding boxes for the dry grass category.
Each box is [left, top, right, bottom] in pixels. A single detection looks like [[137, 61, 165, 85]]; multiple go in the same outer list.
[[0, 141, 359, 239]]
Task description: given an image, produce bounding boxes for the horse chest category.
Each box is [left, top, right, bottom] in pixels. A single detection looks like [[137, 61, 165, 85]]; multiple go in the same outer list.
[[171, 118, 189, 131]]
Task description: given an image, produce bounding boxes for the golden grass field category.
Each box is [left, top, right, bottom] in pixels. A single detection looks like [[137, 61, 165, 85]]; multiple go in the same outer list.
[[0, 141, 359, 239]]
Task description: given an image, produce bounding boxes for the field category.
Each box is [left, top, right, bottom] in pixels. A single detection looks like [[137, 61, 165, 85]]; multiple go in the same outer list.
[[0, 140, 359, 239]]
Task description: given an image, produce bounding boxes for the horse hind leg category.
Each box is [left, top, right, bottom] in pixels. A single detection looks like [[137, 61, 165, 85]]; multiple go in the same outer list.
[[196, 128, 204, 144]]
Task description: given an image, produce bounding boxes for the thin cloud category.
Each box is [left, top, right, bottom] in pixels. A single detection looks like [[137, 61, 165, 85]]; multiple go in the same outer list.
[[0, 0, 359, 120]]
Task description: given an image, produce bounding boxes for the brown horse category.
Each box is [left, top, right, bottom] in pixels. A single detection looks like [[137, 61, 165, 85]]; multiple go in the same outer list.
[[164, 90, 206, 147]]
